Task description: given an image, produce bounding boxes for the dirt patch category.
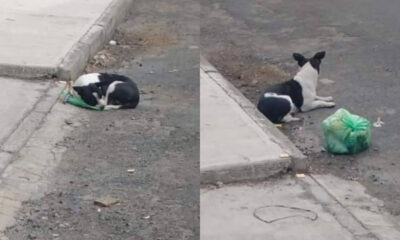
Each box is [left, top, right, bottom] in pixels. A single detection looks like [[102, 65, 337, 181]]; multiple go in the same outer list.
[[86, 20, 179, 73], [208, 47, 289, 103], [122, 23, 178, 48], [87, 49, 118, 72]]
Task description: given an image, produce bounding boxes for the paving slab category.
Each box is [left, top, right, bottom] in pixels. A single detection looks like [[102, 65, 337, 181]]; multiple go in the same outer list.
[[311, 174, 400, 240], [0, 102, 79, 231], [201, 176, 356, 240], [0, 77, 49, 145], [0, 0, 125, 79], [200, 57, 305, 183]]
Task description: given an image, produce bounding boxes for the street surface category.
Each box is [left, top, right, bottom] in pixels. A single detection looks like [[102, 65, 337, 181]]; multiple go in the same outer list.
[[201, 0, 400, 215]]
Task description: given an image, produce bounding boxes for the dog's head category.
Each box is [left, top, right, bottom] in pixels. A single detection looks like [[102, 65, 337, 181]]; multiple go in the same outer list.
[[293, 51, 325, 73], [73, 83, 104, 107]]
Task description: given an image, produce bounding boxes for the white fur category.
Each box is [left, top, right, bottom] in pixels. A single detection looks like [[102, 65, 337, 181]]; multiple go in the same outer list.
[[71, 73, 101, 97], [104, 105, 122, 110], [294, 62, 335, 111], [102, 81, 123, 106], [282, 114, 300, 122], [73, 73, 101, 87], [92, 92, 102, 104]]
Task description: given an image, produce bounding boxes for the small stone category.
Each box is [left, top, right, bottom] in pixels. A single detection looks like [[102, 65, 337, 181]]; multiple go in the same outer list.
[[280, 153, 290, 158], [250, 79, 258, 85], [215, 181, 224, 188], [64, 119, 73, 125], [94, 196, 120, 207], [28, 233, 37, 239]]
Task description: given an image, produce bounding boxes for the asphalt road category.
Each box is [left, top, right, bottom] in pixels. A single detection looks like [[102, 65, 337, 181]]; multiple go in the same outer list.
[[6, 0, 200, 239], [201, 0, 400, 215]]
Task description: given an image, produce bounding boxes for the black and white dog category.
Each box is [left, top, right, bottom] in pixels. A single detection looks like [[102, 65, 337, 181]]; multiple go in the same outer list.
[[257, 51, 335, 123], [71, 73, 140, 110]]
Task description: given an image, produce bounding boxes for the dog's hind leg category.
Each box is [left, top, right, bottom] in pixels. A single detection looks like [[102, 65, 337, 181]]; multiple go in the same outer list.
[[302, 100, 335, 112], [282, 114, 301, 123], [315, 96, 333, 102]]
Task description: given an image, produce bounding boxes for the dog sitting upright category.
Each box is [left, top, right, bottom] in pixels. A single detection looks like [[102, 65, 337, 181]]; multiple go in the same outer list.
[[257, 51, 335, 123], [71, 73, 140, 110]]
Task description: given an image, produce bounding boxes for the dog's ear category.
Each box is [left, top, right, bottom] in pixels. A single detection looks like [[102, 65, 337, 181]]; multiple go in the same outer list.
[[313, 51, 326, 60], [293, 53, 307, 66]]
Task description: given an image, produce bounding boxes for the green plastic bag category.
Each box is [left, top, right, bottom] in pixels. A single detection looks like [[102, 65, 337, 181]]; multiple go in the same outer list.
[[322, 108, 371, 154], [60, 89, 106, 111]]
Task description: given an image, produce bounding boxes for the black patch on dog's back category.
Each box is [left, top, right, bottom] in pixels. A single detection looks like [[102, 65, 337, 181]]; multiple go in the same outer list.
[[261, 79, 303, 111], [96, 73, 140, 109], [96, 73, 132, 95], [98, 73, 132, 83], [257, 96, 291, 123], [108, 81, 140, 109]]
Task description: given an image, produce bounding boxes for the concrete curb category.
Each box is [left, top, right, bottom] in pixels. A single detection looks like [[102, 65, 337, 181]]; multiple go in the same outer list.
[[200, 56, 307, 179], [57, 0, 133, 81], [0, 64, 56, 80], [201, 159, 290, 184]]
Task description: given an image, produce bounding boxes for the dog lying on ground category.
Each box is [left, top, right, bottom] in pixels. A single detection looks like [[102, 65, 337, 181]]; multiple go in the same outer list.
[[68, 73, 140, 110], [257, 51, 335, 123]]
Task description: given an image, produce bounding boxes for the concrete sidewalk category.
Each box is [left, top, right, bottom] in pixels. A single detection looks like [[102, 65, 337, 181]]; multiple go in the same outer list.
[[0, 0, 131, 176], [0, 0, 131, 79], [201, 175, 400, 240], [202, 176, 355, 240], [200, 57, 305, 183]]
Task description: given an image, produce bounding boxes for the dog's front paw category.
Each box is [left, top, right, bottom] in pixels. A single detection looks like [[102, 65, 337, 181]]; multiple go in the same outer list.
[[327, 102, 336, 108], [291, 117, 301, 121], [325, 96, 334, 102]]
